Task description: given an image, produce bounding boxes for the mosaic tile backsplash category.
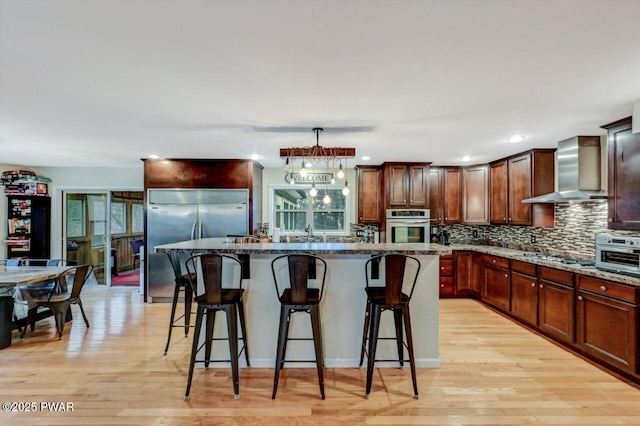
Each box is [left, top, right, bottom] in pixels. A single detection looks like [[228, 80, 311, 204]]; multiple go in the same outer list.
[[441, 200, 640, 259]]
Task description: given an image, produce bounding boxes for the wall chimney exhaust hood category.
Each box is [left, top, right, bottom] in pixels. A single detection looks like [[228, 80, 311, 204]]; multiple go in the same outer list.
[[522, 135, 607, 203]]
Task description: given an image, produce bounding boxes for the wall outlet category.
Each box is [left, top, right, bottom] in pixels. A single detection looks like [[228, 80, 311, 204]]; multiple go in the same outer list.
[[530, 235, 537, 244], [472, 230, 478, 238]]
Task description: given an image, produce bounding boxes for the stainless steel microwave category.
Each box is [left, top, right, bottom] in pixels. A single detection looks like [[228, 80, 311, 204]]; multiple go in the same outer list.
[[595, 234, 640, 277]]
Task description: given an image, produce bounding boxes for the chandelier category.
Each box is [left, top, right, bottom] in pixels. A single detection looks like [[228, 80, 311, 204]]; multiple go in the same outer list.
[[280, 128, 355, 202]]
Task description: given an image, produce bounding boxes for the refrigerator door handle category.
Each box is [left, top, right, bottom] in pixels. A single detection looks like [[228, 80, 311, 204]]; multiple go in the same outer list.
[[191, 219, 197, 240], [198, 219, 202, 239]]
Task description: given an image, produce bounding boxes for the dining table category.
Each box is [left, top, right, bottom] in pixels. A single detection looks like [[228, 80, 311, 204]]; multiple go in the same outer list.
[[0, 266, 69, 348]]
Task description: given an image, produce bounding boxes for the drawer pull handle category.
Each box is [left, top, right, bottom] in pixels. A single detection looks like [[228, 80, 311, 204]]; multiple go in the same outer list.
[[493, 259, 496, 263], [504, 274, 508, 278], [539, 284, 544, 288], [600, 285, 607, 291], [531, 282, 536, 287], [578, 295, 583, 301]]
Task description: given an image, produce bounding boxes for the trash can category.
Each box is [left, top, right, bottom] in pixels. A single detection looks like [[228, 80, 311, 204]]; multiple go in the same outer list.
[[0, 296, 14, 349]]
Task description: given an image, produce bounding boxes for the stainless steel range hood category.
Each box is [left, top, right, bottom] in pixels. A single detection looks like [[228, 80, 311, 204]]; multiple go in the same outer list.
[[522, 136, 607, 203]]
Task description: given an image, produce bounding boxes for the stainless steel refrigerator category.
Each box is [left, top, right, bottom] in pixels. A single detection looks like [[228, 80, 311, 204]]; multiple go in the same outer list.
[[146, 188, 249, 301]]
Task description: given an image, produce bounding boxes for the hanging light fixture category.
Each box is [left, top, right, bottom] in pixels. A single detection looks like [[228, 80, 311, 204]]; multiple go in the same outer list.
[[280, 128, 355, 193], [323, 190, 331, 204], [309, 182, 318, 197]]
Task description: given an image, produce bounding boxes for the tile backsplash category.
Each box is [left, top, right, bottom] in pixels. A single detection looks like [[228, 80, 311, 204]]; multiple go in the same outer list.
[[441, 200, 640, 259]]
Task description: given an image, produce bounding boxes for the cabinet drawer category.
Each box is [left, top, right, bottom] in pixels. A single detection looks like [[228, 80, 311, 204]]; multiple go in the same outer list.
[[511, 260, 537, 276], [578, 276, 637, 304], [539, 266, 573, 286], [439, 259, 454, 276], [439, 277, 455, 296], [483, 254, 509, 269]]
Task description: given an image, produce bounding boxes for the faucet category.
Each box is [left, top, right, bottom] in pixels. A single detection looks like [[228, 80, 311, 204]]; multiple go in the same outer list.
[[304, 224, 313, 242]]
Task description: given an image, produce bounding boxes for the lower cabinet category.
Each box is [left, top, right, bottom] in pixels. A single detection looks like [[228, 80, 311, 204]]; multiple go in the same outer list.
[[576, 276, 638, 374], [538, 267, 575, 345], [439, 254, 455, 297], [483, 255, 510, 311], [455, 251, 482, 296], [510, 261, 538, 326]]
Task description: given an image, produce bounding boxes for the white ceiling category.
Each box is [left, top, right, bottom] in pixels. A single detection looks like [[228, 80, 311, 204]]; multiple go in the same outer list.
[[1, 0, 640, 169]]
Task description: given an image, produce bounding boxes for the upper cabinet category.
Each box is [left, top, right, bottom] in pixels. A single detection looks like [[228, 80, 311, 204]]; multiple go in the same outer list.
[[462, 165, 489, 225], [490, 149, 555, 227], [601, 117, 640, 230], [383, 163, 430, 209], [429, 167, 462, 224], [355, 165, 383, 224]]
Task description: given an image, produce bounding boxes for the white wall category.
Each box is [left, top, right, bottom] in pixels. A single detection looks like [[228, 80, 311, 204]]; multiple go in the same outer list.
[[0, 163, 143, 259]]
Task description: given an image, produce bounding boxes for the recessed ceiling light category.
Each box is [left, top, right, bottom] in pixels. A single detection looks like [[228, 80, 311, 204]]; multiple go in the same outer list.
[[361, 156, 370, 161], [249, 154, 262, 160], [148, 154, 160, 159], [462, 156, 472, 162], [507, 135, 525, 143]]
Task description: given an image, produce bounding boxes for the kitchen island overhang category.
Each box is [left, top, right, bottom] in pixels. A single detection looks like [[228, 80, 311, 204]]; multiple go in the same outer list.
[[155, 239, 451, 369]]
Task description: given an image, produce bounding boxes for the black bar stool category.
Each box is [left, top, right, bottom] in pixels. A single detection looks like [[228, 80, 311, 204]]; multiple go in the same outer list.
[[163, 252, 195, 355], [270, 253, 327, 400], [184, 253, 250, 400], [359, 254, 421, 399]]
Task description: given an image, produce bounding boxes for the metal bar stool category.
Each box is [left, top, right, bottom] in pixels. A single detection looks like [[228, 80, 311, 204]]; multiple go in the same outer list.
[[270, 253, 328, 400], [184, 253, 250, 400], [163, 252, 196, 355], [359, 254, 421, 399]]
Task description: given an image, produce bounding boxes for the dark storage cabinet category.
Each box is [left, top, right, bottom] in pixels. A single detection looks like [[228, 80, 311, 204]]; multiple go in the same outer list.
[[538, 267, 575, 345], [601, 117, 640, 230], [6, 196, 51, 259], [356, 165, 382, 223]]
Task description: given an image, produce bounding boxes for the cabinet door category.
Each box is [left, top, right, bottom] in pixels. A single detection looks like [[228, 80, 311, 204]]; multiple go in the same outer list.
[[455, 251, 481, 295], [604, 118, 640, 230], [463, 165, 489, 225], [576, 289, 638, 374], [508, 153, 532, 225], [443, 168, 462, 224], [408, 165, 428, 207], [356, 166, 382, 223], [538, 279, 575, 344], [483, 264, 510, 311], [387, 165, 408, 207], [511, 271, 538, 326], [428, 168, 444, 224], [489, 160, 508, 224]]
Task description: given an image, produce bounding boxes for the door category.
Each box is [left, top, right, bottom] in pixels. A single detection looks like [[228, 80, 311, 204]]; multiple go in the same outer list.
[[63, 192, 111, 285], [198, 203, 248, 238]]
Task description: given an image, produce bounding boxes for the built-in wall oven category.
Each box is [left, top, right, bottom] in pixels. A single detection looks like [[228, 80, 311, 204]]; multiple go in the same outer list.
[[595, 234, 640, 277], [385, 209, 430, 244]]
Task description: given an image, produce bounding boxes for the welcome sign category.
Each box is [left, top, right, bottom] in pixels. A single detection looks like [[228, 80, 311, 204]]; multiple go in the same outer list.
[[284, 172, 334, 184]]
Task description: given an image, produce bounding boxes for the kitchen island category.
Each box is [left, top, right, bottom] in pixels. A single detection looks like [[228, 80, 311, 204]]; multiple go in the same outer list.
[[155, 239, 452, 368]]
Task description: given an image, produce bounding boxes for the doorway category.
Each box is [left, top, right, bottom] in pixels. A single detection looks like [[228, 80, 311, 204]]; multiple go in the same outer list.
[[62, 191, 144, 287]]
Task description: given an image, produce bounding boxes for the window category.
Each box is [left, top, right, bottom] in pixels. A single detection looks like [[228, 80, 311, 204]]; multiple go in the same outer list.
[[271, 186, 348, 234], [66, 198, 86, 238], [110, 201, 127, 235], [131, 203, 143, 234]]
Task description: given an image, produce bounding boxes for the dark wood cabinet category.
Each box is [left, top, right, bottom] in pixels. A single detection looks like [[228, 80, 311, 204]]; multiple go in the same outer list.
[[443, 167, 462, 224], [538, 267, 575, 344], [490, 150, 555, 227], [384, 163, 429, 209], [576, 275, 638, 374], [510, 261, 538, 326], [428, 168, 444, 224], [143, 159, 263, 233], [455, 250, 482, 296], [356, 165, 382, 223], [439, 254, 455, 297], [601, 117, 640, 230], [489, 160, 508, 224], [483, 255, 510, 311], [6, 196, 51, 260], [462, 165, 489, 225]]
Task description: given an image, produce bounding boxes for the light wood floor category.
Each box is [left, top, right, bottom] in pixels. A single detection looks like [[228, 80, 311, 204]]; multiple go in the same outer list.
[[1, 283, 639, 425]]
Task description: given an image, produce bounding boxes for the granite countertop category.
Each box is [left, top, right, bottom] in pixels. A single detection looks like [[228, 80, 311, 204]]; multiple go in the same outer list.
[[154, 238, 453, 256], [448, 243, 640, 288]]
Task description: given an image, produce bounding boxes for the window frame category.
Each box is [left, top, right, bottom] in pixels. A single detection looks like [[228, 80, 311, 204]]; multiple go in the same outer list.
[[270, 185, 350, 236]]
